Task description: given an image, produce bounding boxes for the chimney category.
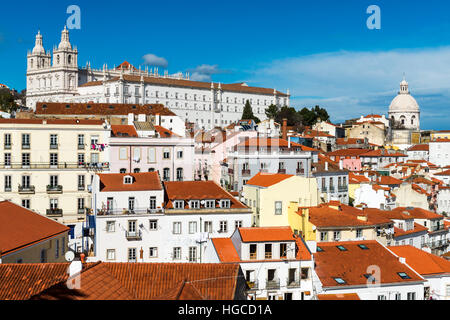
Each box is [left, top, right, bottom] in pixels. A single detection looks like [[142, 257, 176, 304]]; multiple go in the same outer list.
[[69, 259, 83, 278], [127, 113, 134, 125], [399, 257, 406, 264], [339, 159, 344, 170], [282, 118, 288, 140], [325, 162, 329, 171], [288, 136, 291, 149]]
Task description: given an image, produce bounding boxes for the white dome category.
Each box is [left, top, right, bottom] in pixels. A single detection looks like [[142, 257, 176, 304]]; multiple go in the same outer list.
[[389, 93, 420, 112]]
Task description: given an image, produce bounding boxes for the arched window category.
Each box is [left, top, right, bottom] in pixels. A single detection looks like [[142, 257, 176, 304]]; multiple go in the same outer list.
[[57, 55, 60, 64], [68, 55, 72, 64], [134, 168, 141, 173], [30, 59, 33, 68], [411, 115, 416, 125]]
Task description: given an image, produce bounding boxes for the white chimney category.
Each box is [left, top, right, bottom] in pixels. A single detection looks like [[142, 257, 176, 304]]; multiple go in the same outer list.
[[399, 257, 406, 264], [339, 159, 344, 170], [325, 162, 329, 171], [127, 113, 134, 125], [69, 260, 83, 277], [288, 136, 291, 148]]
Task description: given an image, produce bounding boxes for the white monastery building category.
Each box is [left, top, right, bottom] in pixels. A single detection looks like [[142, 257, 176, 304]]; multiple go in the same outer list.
[[26, 28, 290, 130]]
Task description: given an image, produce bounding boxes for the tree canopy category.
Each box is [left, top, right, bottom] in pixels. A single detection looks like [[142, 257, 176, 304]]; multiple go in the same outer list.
[[0, 88, 19, 113], [263, 104, 330, 129], [241, 100, 260, 123]]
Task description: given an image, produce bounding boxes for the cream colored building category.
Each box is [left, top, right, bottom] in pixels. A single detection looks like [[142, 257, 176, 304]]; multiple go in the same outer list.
[[348, 121, 386, 147], [395, 183, 429, 210], [242, 173, 319, 227], [0, 119, 110, 227]]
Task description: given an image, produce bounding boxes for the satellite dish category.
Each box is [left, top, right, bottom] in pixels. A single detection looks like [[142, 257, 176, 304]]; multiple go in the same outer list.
[[65, 251, 75, 262], [201, 200, 206, 205]]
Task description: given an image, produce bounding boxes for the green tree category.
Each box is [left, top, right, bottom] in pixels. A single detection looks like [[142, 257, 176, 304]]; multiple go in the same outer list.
[[241, 100, 260, 123], [265, 104, 278, 119], [0, 88, 18, 113]]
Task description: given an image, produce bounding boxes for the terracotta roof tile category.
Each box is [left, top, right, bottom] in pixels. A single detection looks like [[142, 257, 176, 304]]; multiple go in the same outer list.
[[317, 293, 360, 300], [154, 125, 180, 138], [394, 223, 429, 237], [110, 125, 138, 137], [246, 172, 294, 188], [0, 201, 69, 256], [98, 172, 162, 192], [238, 227, 295, 242], [389, 246, 450, 275], [315, 241, 424, 287], [407, 144, 429, 152], [35, 102, 176, 116]]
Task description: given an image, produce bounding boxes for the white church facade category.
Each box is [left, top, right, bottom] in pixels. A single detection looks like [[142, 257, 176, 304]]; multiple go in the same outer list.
[[26, 28, 290, 130]]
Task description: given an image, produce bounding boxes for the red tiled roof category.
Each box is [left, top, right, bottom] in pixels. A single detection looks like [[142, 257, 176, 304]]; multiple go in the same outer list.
[[336, 138, 367, 145], [237, 138, 303, 148], [360, 150, 407, 157], [115, 61, 137, 71], [154, 125, 179, 138], [35, 102, 176, 116], [378, 176, 403, 185], [407, 144, 429, 152], [394, 223, 429, 237], [0, 263, 71, 300], [98, 172, 162, 192], [238, 227, 295, 242], [3, 262, 242, 300], [212, 238, 242, 262], [0, 202, 69, 256], [317, 293, 360, 300], [0, 118, 105, 125], [348, 172, 370, 184], [82, 75, 288, 96], [431, 138, 450, 143], [392, 207, 444, 220], [314, 241, 424, 287], [326, 148, 370, 157], [246, 172, 294, 188], [164, 181, 247, 209], [364, 114, 382, 118], [389, 246, 450, 275], [110, 125, 138, 137], [435, 170, 450, 176]]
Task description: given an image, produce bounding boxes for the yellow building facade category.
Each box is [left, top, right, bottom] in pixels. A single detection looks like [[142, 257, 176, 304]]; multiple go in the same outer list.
[[0, 119, 110, 225], [242, 175, 319, 227]]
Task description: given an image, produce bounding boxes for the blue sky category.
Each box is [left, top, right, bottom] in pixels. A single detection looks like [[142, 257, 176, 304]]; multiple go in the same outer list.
[[1, 0, 450, 129]]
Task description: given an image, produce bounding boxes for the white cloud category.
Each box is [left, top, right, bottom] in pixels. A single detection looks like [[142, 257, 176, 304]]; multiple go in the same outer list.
[[248, 47, 450, 128], [188, 64, 227, 82], [142, 53, 168, 68]]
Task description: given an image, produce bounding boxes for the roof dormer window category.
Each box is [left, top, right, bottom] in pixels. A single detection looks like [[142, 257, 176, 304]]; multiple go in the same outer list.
[[220, 199, 231, 209], [189, 200, 200, 209], [123, 175, 133, 185], [174, 200, 184, 209]]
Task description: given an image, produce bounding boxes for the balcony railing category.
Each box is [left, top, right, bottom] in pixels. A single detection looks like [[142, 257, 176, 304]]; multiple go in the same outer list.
[[78, 185, 85, 191], [50, 144, 58, 150], [286, 278, 301, 288], [18, 185, 35, 194], [321, 187, 328, 193], [0, 162, 110, 170], [47, 185, 63, 194], [329, 186, 335, 193], [249, 252, 257, 260], [78, 144, 85, 150], [46, 209, 63, 217], [4, 187, 11, 192], [278, 169, 286, 174], [4, 144, 11, 150], [296, 169, 305, 175], [125, 230, 142, 241], [242, 169, 251, 176], [98, 208, 164, 216], [22, 144, 30, 150], [266, 279, 280, 289], [265, 252, 272, 259], [78, 208, 86, 215], [338, 185, 348, 192]]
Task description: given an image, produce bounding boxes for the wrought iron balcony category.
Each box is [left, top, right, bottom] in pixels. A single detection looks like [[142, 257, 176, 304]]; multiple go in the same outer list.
[[46, 209, 63, 217], [242, 169, 251, 176], [22, 144, 30, 150], [296, 168, 305, 175], [4, 144, 11, 150], [286, 278, 301, 288], [78, 144, 85, 150], [78, 185, 85, 191], [278, 169, 286, 174], [18, 185, 35, 194], [338, 185, 348, 192], [266, 279, 280, 289], [47, 185, 63, 194], [125, 230, 142, 241]]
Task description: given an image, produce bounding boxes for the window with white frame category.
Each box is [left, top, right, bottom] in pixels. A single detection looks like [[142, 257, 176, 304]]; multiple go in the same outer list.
[[149, 220, 158, 231], [106, 221, 116, 233], [174, 200, 184, 209], [128, 248, 137, 262], [219, 221, 228, 233], [189, 247, 197, 262], [189, 221, 198, 234], [149, 247, 158, 258], [220, 199, 231, 208], [275, 201, 282, 215], [356, 229, 363, 238], [173, 222, 182, 234], [149, 196, 157, 210], [173, 247, 181, 260], [333, 231, 341, 241], [204, 221, 213, 233], [189, 200, 200, 209], [107, 249, 116, 261], [205, 200, 215, 208], [235, 220, 243, 229]]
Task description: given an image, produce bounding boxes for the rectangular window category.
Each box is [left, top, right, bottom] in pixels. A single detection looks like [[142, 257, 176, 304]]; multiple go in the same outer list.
[[149, 196, 156, 210], [163, 149, 170, 159], [320, 232, 328, 242], [78, 198, 85, 211], [173, 247, 181, 260], [50, 134, 58, 149], [78, 134, 85, 148], [147, 148, 156, 163], [22, 134, 30, 149], [106, 221, 115, 233], [333, 231, 341, 241], [265, 244, 272, 259], [50, 175, 58, 187], [149, 247, 158, 258], [4, 153, 11, 166], [4, 175, 11, 192], [78, 175, 85, 190], [189, 221, 198, 234], [149, 220, 158, 231], [407, 292, 416, 300], [128, 197, 135, 211], [55, 239, 59, 259], [204, 221, 213, 233], [235, 220, 243, 230], [50, 153, 58, 166], [280, 243, 287, 259], [173, 222, 182, 234], [22, 199, 30, 209], [190, 200, 200, 209], [107, 249, 116, 261], [219, 221, 228, 233], [128, 248, 137, 262], [177, 150, 183, 159], [119, 148, 128, 160], [205, 200, 215, 208], [275, 201, 282, 215], [174, 200, 184, 209], [356, 229, 363, 238], [4, 133, 11, 148], [22, 153, 30, 167], [50, 199, 58, 210], [189, 247, 197, 262]]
